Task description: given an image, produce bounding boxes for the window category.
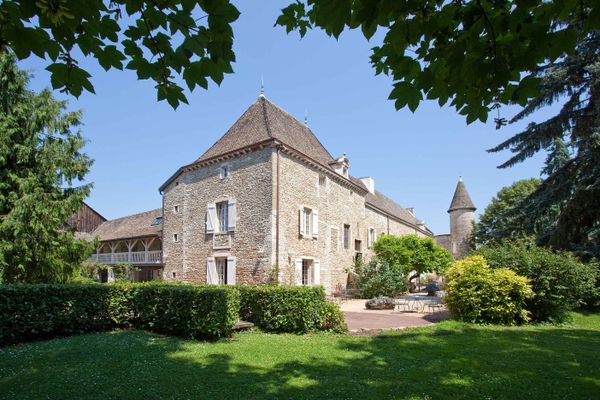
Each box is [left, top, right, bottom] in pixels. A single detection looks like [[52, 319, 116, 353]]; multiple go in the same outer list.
[[151, 216, 163, 226], [173, 205, 179, 214], [343, 224, 350, 249], [368, 228, 375, 248], [172, 271, 176, 279], [300, 207, 317, 238], [216, 257, 227, 284], [355, 239, 362, 252], [216, 201, 229, 233], [304, 207, 311, 235], [302, 259, 312, 286], [318, 175, 326, 187], [173, 233, 178, 242], [219, 165, 230, 179]]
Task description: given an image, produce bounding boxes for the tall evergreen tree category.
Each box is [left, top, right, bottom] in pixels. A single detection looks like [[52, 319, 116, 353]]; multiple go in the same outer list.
[[0, 53, 93, 283], [488, 29, 600, 257]]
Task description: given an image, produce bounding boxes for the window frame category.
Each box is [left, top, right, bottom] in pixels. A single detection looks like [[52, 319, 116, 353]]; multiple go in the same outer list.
[[216, 201, 229, 233], [343, 224, 350, 249], [215, 257, 227, 284], [301, 259, 312, 286], [219, 165, 230, 179], [368, 228, 375, 248]]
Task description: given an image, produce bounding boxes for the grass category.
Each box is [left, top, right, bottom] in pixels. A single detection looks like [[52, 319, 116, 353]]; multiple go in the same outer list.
[[1, 313, 599, 400]]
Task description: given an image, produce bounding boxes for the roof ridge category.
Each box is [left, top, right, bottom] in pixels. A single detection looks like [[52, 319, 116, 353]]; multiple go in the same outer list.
[[260, 96, 274, 138], [102, 208, 162, 223], [261, 96, 336, 161]]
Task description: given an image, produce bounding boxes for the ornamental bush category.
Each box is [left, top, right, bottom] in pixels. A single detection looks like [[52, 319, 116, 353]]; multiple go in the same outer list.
[[0, 283, 240, 346], [237, 285, 332, 333], [354, 258, 408, 298], [445, 256, 533, 325], [473, 240, 598, 322]]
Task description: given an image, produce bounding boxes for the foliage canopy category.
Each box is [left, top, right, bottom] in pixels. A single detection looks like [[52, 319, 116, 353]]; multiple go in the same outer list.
[[372, 234, 453, 276], [471, 178, 542, 246], [276, 0, 600, 123], [0, 0, 240, 108]]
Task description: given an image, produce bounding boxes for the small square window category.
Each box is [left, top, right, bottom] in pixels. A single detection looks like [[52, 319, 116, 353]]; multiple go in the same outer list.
[[355, 239, 362, 252], [151, 216, 163, 226], [173, 205, 179, 214], [173, 233, 179, 242], [220, 165, 230, 179], [318, 175, 326, 187], [172, 271, 176, 279]]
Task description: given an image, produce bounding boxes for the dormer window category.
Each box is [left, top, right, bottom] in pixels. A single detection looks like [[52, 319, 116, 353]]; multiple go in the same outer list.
[[151, 216, 163, 226]]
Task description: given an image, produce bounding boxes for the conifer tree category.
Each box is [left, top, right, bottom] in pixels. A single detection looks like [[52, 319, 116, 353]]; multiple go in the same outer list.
[[488, 29, 600, 257], [0, 53, 93, 283]]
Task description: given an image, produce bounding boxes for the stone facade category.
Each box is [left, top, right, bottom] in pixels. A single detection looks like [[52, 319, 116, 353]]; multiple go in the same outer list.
[[162, 147, 274, 284], [157, 96, 449, 293]]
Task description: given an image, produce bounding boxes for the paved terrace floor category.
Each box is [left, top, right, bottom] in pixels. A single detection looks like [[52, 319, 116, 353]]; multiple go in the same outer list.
[[339, 297, 450, 332]]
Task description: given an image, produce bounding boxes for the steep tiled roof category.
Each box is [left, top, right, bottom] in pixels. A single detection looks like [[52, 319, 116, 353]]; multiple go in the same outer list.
[[197, 96, 335, 167], [448, 179, 476, 212], [365, 190, 421, 227], [92, 209, 162, 242]]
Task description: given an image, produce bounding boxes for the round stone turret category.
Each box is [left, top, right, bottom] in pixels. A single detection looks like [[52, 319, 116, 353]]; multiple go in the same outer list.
[[448, 177, 476, 258]]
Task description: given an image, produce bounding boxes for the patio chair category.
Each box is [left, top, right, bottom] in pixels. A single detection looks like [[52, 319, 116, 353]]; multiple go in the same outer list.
[[394, 298, 411, 312]]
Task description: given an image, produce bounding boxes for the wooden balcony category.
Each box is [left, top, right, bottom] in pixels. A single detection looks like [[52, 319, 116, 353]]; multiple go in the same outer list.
[[89, 250, 162, 265]]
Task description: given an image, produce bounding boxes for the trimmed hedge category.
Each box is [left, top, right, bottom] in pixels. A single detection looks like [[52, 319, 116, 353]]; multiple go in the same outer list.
[[0, 283, 239, 346], [130, 283, 239, 339], [237, 285, 331, 333]]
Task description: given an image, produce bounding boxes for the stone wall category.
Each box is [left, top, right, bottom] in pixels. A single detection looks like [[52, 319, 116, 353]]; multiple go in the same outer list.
[[276, 151, 366, 294], [162, 147, 274, 284]]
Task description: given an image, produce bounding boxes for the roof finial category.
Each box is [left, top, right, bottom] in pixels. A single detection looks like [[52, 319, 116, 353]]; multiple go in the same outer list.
[[304, 109, 308, 126], [458, 175, 463, 182], [259, 76, 265, 97]]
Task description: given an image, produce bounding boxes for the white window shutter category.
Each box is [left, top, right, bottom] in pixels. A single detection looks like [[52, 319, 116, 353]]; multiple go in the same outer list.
[[206, 203, 216, 234], [313, 260, 320, 285], [206, 257, 217, 284], [227, 199, 237, 231], [295, 258, 303, 286], [312, 210, 319, 239], [299, 209, 306, 237], [226, 256, 236, 285]]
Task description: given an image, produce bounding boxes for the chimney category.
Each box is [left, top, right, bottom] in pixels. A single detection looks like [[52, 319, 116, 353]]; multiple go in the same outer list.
[[360, 177, 375, 194]]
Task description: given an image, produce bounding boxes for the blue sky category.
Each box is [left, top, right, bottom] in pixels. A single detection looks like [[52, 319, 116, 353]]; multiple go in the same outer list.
[[19, 1, 551, 234]]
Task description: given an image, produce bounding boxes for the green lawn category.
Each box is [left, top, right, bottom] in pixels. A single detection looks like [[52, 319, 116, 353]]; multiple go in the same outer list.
[[1, 313, 599, 400]]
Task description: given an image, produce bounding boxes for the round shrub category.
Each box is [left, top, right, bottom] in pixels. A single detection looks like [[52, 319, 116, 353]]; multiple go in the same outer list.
[[355, 258, 407, 298], [473, 240, 598, 322], [445, 256, 533, 325], [319, 302, 348, 333]]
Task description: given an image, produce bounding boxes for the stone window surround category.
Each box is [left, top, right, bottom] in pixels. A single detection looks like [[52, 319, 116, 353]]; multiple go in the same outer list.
[[299, 204, 318, 240]]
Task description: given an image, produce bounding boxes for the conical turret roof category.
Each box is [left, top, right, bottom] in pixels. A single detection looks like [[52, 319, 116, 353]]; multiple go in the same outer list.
[[448, 178, 476, 212]]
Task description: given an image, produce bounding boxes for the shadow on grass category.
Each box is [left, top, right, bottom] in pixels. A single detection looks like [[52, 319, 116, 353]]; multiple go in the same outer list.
[[1, 323, 599, 400]]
